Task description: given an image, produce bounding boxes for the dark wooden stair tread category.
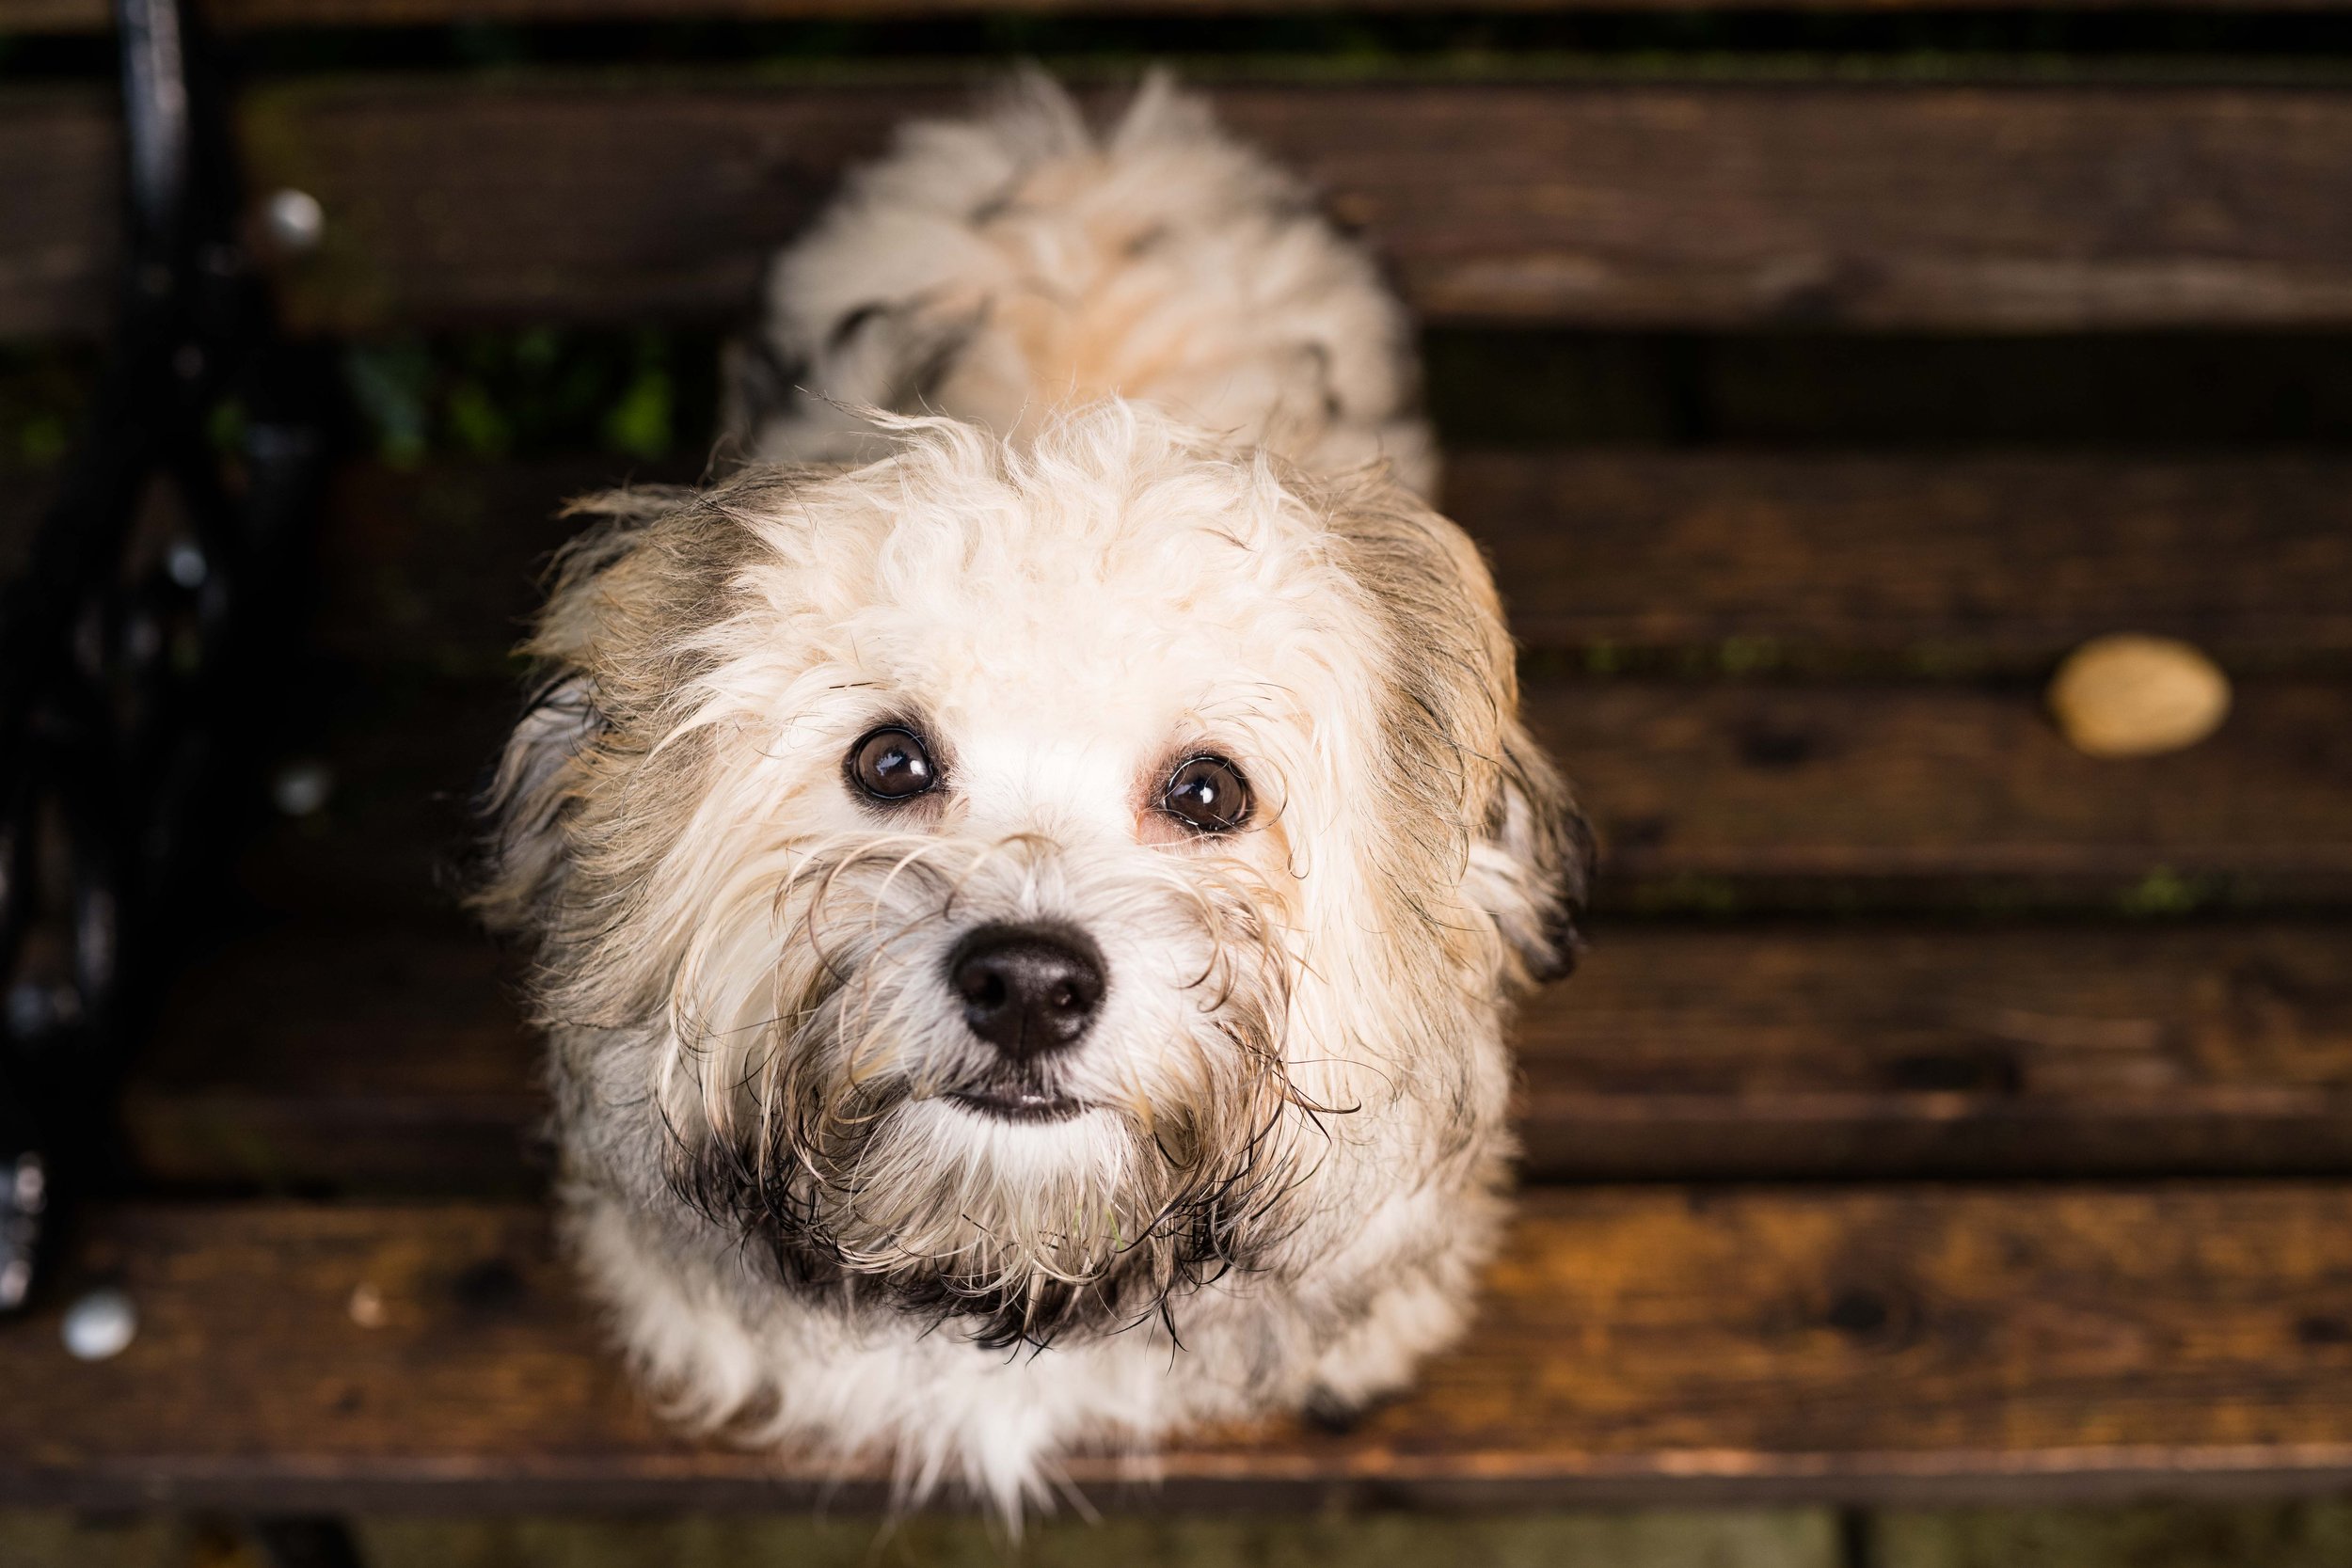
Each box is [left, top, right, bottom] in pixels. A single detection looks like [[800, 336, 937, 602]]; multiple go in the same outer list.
[[124, 916, 2352, 1189], [9, 1190, 2352, 1509], [28, 79, 2352, 336], [15, 0, 2348, 31], [247, 453, 2352, 675], [221, 666, 2352, 923], [13, 452, 2352, 671], [1456, 451, 2352, 672]]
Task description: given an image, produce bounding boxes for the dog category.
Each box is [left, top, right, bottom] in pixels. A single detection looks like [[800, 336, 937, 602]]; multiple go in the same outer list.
[[477, 72, 1587, 1516]]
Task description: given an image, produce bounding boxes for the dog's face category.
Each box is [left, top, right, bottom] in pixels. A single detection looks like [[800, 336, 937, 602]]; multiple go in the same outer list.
[[482, 406, 1584, 1349]]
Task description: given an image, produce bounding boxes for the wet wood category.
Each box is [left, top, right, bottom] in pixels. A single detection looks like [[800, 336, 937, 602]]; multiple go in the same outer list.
[[124, 455, 2338, 921], [12, 451, 2352, 673], [1453, 451, 2352, 673], [17, 0, 2352, 29], [9, 1191, 2352, 1508], [122, 917, 2352, 1191], [128, 919, 545, 1193], [1520, 921, 2352, 1179], [0, 91, 119, 339], [1532, 677, 2352, 911], [215, 452, 2352, 676], [205, 663, 2352, 928], [26, 80, 2352, 334]]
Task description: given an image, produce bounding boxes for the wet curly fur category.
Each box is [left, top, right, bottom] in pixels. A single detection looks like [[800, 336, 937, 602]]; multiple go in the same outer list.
[[478, 72, 1587, 1517]]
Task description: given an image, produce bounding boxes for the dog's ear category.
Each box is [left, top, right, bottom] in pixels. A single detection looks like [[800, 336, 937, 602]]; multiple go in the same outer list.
[[1467, 717, 1594, 987], [1319, 473, 1592, 989], [471, 487, 693, 936], [473, 671, 604, 935]]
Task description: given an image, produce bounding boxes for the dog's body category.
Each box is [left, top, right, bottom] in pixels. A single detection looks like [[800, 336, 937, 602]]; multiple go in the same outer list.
[[481, 75, 1584, 1515]]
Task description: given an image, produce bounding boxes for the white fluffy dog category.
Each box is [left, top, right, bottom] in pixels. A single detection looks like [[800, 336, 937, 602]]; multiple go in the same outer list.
[[479, 73, 1586, 1516]]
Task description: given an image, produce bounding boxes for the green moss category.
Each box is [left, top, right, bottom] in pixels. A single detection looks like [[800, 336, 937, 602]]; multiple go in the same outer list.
[[602, 366, 675, 460], [2117, 867, 2213, 918], [339, 330, 716, 467]]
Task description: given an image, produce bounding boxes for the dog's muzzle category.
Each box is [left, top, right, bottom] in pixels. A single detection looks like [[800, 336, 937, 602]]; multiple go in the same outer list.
[[942, 923, 1107, 1123]]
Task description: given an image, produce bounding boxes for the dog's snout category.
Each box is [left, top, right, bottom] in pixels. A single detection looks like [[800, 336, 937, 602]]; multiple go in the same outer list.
[[948, 925, 1106, 1060]]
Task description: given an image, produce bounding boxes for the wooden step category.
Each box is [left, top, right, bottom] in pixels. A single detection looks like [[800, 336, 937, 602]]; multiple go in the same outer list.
[[226, 661, 2352, 925], [9, 1189, 2352, 1509], [1536, 677, 2352, 909], [10, 452, 2351, 673], [24, 79, 2352, 336], [13, 0, 2340, 31], [123, 916, 2352, 1190], [267, 453, 2352, 676], [1455, 451, 2352, 673]]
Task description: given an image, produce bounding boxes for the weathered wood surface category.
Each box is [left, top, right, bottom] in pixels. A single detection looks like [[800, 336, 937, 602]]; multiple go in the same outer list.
[[10, 452, 2352, 674], [0, 91, 119, 340], [215, 666, 2352, 923], [10, 1192, 2352, 1509], [257, 453, 2352, 675], [1455, 452, 2352, 673], [25, 80, 2352, 335], [16, 0, 2352, 29], [1518, 921, 2352, 1179], [156, 455, 2343, 920], [1530, 678, 2352, 910], [122, 916, 2352, 1190], [130, 920, 545, 1193]]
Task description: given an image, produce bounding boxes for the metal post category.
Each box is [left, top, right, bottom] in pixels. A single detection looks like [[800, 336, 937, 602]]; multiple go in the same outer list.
[[0, 0, 334, 1313]]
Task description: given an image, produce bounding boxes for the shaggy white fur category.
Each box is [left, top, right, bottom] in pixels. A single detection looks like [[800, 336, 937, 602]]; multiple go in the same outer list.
[[723, 71, 1438, 497], [481, 76, 1584, 1521]]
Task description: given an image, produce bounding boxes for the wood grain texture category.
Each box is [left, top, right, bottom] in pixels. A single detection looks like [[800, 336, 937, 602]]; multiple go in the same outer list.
[[1534, 677, 2352, 909], [247, 453, 2352, 674], [120, 917, 2352, 1190], [1521, 921, 2352, 1178], [18, 0, 2352, 28], [211, 664, 2352, 925], [28, 79, 2352, 335], [9, 452, 2350, 675], [129, 920, 545, 1192], [152, 458, 2345, 920], [1454, 451, 2352, 672], [0, 91, 119, 339], [10, 1192, 2352, 1508]]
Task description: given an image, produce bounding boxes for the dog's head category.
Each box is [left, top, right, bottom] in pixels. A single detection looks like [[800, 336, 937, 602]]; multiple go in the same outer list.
[[480, 404, 1585, 1348]]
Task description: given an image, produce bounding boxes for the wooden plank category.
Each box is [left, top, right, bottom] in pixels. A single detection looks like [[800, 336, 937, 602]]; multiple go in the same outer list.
[[1519, 921, 2352, 1179], [263, 452, 2352, 675], [244, 80, 2352, 334], [128, 919, 544, 1193], [165, 459, 2345, 919], [213, 666, 2352, 926], [14, 451, 2352, 673], [1533, 678, 2352, 910], [9, 1190, 2352, 1508], [1454, 451, 2352, 673], [16, 0, 2352, 31], [30, 78, 2352, 336], [0, 91, 119, 340], [215, 658, 2352, 918], [122, 917, 2352, 1191]]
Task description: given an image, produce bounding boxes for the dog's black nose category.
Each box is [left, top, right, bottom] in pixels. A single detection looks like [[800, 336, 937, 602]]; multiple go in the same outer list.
[[947, 925, 1106, 1061]]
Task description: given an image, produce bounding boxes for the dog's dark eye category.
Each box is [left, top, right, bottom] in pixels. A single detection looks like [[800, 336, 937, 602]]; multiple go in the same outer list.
[[849, 726, 938, 801], [1161, 754, 1251, 832]]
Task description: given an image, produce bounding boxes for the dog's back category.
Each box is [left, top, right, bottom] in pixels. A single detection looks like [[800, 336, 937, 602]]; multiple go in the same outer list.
[[723, 72, 1436, 496]]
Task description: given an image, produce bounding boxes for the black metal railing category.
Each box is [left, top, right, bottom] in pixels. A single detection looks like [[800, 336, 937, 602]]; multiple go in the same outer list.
[[0, 0, 333, 1313]]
